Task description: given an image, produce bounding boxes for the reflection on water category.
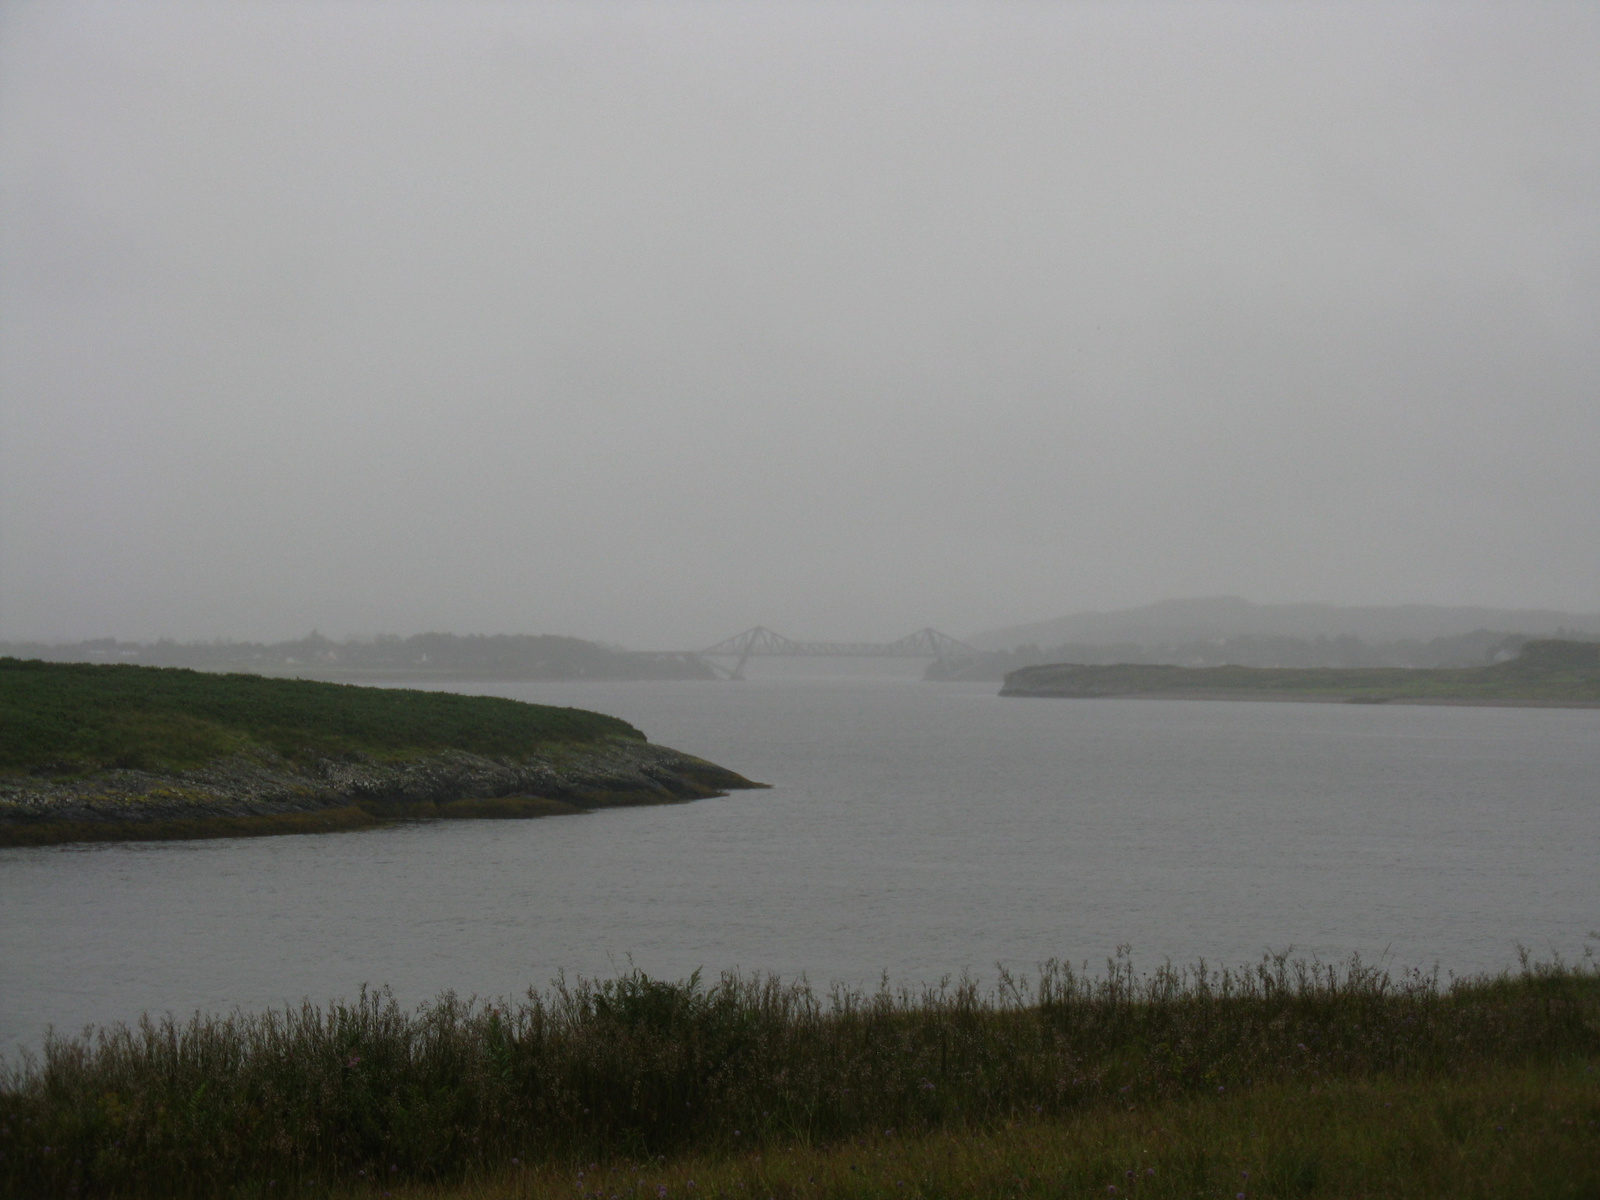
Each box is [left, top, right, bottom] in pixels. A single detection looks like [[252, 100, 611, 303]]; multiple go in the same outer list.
[[3, 665, 1597, 1053]]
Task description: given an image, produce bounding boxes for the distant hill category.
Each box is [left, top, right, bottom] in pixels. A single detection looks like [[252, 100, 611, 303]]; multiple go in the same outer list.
[[0, 632, 716, 681], [969, 597, 1600, 653]]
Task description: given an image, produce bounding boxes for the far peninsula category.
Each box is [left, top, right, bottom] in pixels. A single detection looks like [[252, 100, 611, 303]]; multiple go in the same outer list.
[[0, 659, 765, 848], [999, 638, 1600, 706]]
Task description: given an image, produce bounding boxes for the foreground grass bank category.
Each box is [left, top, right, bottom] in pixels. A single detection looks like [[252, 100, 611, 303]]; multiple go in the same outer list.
[[1001, 637, 1600, 705], [370, 1060, 1600, 1200], [3, 954, 1595, 1197], [0, 659, 761, 847]]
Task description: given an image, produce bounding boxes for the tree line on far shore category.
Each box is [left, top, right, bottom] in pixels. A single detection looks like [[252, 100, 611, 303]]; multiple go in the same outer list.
[[0, 632, 717, 680]]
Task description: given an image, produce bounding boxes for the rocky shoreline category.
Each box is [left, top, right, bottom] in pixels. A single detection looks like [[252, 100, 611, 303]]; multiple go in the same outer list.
[[0, 738, 766, 847]]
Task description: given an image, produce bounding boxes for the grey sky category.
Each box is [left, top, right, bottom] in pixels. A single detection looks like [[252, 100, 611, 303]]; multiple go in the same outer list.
[[2, 1, 1597, 648]]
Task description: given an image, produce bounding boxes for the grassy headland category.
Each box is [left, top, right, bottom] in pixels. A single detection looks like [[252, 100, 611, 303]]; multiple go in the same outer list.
[[1000, 638, 1600, 706], [0, 659, 761, 847], [2, 953, 1595, 1198]]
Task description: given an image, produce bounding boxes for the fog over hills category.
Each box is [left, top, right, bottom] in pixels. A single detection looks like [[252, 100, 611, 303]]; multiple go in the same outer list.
[[3, 5, 1599, 647], [969, 597, 1600, 653]]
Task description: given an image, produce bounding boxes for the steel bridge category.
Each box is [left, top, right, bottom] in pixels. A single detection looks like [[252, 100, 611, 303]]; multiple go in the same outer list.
[[697, 626, 976, 679]]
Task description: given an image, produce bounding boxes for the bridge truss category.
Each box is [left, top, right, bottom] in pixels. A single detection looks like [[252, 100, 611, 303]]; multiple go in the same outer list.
[[697, 626, 977, 679]]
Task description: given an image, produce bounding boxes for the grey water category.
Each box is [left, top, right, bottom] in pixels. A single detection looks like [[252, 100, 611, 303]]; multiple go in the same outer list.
[[3, 661, 1598, 1056]]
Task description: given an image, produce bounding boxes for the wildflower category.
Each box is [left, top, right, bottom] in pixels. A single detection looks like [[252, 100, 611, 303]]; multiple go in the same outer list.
[[1146, 1168, 1156, 1176]]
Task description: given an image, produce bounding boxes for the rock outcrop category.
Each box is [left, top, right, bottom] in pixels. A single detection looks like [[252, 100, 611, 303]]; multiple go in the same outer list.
[[0, 738, 764, 846]]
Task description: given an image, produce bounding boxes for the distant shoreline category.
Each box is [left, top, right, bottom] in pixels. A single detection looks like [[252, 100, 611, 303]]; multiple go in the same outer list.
[[1001, 689, 1600, 708], [200, 666, 726, 684], [999, 638, 1600, 708]]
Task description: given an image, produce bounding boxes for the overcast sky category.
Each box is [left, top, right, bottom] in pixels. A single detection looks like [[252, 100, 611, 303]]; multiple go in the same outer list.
[[2, 1, 1596, 648]]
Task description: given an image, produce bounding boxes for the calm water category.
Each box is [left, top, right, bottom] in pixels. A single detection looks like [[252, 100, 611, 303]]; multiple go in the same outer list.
[[3, 661, 1598, 1055]]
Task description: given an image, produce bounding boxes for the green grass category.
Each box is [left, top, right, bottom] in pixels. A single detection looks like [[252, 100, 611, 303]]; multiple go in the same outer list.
[[0, 658, 642, 775], [1001, 638, 1600, 704], [383, 1060, 1600, 1200], [3, 952, 1596, 1198]]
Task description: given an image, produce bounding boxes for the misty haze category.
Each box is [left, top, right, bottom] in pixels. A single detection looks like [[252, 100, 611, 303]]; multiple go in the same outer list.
[[2, 3, 1598, 1195]]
